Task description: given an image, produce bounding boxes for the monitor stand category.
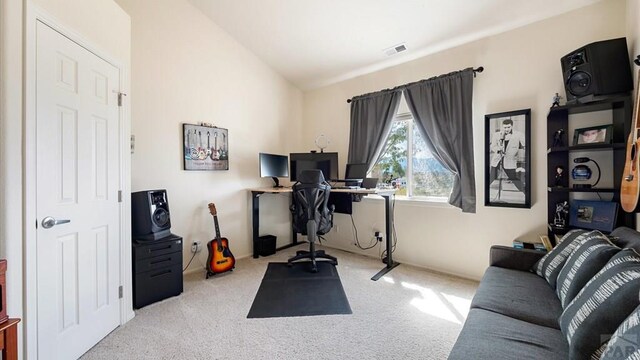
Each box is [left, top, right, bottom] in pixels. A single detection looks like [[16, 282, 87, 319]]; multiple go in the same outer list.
[[271, 177, 283, 188]]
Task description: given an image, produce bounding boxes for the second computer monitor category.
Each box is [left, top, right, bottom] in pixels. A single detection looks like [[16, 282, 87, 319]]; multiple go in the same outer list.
[[345, 163, 368, 180], [289, 152, 338, 181]]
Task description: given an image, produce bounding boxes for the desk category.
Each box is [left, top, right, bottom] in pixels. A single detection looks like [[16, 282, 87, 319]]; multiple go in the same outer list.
[[249, 187, 400, 280]]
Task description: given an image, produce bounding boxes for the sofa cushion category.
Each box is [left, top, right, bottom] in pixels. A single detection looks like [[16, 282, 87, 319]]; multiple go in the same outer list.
[[559, 249, 640, 360], [447, 308, 568, 360], [555, 231, 620, 308], [533, 229, 589, 289], [600, 304, 640, 360], [470, 266, 562, 329]]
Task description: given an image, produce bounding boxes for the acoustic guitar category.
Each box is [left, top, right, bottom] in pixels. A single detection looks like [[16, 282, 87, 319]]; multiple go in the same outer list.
[[206, 203, 235, 278], [621, 55, 640, 212]]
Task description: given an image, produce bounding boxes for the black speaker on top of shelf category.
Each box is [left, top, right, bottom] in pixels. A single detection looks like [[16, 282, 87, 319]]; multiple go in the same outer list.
[[132, 189, 172, 241], [561, 38, 633, 104]]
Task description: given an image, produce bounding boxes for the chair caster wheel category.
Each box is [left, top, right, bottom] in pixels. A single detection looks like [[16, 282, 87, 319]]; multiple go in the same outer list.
[[311, 267, 318, 273], [287, 262, 293, 267]]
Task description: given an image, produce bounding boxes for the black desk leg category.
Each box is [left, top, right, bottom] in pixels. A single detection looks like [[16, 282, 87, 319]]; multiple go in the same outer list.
[[252, 191, 261, 258], [371, 193, 400, 281]]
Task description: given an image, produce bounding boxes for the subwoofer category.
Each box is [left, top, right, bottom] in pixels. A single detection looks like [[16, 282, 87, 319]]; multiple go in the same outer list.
[[132, 189, 172, 241], [561, 38, 633, 104]]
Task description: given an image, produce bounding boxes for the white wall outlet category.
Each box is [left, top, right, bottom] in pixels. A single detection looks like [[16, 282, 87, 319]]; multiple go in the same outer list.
[[191, 241, 202, 253]]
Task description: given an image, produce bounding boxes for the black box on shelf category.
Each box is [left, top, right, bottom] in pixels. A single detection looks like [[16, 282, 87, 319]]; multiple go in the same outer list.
[[256, 235, 277, 256]]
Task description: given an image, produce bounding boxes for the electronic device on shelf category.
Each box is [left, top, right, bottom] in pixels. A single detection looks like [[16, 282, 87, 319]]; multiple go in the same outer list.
[[289, 152, 339, 182], [259, 153, 289, 188]]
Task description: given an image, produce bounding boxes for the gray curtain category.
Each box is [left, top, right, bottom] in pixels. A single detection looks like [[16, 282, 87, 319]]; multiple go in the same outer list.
[[347, 90, 402, 171], [403, 68, 476, 213]]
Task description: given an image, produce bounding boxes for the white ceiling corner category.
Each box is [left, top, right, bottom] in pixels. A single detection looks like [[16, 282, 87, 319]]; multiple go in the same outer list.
[[188, 0, 603, 90]]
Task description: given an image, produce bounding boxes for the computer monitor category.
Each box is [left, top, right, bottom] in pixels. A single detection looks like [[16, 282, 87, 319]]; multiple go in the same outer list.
[[259, 153, 289, 188], [345, 163, 368, 180], [289, 152, 339, 182]]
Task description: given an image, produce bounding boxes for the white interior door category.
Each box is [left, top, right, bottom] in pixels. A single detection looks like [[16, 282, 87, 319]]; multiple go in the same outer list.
[[35, 21, 121, 360]]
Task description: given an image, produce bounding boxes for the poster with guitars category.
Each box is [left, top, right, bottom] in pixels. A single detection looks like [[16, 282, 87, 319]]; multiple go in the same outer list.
[[206, 203, 235, 278], [182, 123, 229, 171], [620, 55, 640, 212]]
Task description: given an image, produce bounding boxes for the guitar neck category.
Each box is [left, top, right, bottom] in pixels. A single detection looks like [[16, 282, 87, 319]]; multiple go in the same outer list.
[[213, 215, 222, 241], [633, 70, 640, 133]]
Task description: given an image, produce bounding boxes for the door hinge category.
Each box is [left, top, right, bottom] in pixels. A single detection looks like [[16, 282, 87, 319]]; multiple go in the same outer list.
[[118, 190, 122, 203], [119, 286, 123, 299], [117, 92, 127, 107]]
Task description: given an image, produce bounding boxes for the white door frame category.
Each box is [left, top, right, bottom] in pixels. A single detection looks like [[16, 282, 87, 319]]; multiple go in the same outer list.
[[24, 4, 134, 358]]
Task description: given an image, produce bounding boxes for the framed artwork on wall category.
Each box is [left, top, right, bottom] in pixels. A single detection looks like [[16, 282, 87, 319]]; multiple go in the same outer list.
[[484, 109, 531, 208], [183, 123, 229, 171]]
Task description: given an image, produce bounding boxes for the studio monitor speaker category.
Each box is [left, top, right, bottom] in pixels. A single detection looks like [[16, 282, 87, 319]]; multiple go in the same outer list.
[[561, 38, 633, 104], [132, 189, 172, 241]]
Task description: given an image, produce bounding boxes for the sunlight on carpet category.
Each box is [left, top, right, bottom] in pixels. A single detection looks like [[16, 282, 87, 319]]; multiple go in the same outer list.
[[402, 281, 471, 325]]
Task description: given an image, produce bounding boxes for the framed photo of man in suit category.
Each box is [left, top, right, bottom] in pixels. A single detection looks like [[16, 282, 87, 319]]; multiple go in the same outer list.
[[484, 109, 531, 208]]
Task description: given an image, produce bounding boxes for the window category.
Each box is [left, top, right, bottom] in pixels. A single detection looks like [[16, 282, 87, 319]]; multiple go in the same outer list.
[[370, 105, 454, 200]]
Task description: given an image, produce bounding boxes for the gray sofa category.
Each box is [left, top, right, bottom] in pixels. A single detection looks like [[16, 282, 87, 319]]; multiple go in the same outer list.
[[448, 227, 640, 360]]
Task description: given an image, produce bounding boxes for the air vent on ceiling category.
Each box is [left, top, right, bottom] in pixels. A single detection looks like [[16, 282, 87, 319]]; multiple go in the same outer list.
[[384, 43, 407, 57]]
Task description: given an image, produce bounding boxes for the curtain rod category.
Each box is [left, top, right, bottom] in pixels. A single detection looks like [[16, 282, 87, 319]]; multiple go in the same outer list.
[[346, 66, 484, 103]]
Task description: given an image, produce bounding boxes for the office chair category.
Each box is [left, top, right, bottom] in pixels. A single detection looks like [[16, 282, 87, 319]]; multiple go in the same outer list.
[[288, 170, 338, 272]]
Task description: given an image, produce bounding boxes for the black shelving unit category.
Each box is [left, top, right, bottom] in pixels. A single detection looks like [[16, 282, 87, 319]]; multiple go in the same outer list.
[[547, 96, 635, 242]]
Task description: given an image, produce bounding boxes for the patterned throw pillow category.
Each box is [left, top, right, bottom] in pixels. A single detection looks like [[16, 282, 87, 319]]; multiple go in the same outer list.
[[559, 249, 640, 360], [555, 231, 620, 308], [599, 305, 640, 360], [533, 229, 588, 289]]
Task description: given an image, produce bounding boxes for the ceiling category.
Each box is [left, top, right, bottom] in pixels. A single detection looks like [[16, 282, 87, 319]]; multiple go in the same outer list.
[[188, 0, 602, 90]]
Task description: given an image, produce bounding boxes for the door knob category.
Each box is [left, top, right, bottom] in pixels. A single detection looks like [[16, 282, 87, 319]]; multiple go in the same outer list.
[[41, 216, 71, 229]]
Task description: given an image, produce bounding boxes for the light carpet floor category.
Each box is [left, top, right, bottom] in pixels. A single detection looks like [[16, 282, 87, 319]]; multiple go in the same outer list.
[[82, 244, 478, 360]]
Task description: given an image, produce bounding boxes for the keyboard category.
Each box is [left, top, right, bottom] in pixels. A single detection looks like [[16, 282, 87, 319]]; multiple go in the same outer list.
[[333, 185, 360, 190]]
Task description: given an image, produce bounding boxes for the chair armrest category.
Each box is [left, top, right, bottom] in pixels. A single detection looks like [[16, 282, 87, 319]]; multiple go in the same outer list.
[[489, 245, 546, 271]]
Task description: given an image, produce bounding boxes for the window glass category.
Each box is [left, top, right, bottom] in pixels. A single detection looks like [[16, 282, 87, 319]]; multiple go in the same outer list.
[[411, 122, 454, 198], [370, 109, 454, 200], [370, 120, 408, 195]]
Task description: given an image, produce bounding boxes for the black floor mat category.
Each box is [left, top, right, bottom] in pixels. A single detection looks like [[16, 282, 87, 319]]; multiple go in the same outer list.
[[247, 262, 352, 318]]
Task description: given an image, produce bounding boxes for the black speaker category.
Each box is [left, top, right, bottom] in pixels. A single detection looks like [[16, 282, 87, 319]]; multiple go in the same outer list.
[[132, 189, 172, 241], [561, 38, 633, 104]]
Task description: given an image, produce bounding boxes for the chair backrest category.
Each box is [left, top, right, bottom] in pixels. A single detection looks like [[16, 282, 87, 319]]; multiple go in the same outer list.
[[291, 170, 333, 236]]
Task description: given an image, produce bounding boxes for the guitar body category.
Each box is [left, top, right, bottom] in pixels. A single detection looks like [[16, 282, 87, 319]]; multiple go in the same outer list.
[[206, 237, 235, 275], [205, 202, 235, 278], [621, 60, 640, 213]]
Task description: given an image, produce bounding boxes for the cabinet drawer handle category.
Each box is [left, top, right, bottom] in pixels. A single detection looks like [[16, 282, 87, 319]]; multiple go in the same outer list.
[[150, 257, 172, 265], [148, 245, 171, 254], [150, 269, 172, 278]]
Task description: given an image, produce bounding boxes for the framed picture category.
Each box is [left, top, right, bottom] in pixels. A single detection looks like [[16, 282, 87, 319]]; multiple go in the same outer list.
[[183, 123, 229, 171], [484, 109, 531, 208], [569, 200, 618, 232], [572, 124, 613, 145]]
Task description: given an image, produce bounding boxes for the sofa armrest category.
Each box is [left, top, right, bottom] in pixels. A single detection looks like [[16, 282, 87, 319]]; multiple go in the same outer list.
[[489, 245, 546, 271]]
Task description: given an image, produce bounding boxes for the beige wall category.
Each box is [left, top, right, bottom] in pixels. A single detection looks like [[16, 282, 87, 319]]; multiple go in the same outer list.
[[303, 0, 628, 280], [629, 0, 640, 84], [114, 0, 304, 266]]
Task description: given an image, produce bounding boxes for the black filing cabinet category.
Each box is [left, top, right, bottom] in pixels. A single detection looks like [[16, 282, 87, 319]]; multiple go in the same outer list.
[[132, 234, 183, 309]]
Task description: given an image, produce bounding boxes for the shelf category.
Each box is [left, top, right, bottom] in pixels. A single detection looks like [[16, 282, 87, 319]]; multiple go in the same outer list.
[[548, 187, 618, 193], [547, 143, 626, 153], [548, 224, 573, 235], [548, 95, 631, 116]]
